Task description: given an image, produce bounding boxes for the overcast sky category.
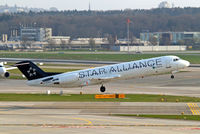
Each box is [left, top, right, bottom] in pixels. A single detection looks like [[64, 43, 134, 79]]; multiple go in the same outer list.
[[1, 0, 200, 10]]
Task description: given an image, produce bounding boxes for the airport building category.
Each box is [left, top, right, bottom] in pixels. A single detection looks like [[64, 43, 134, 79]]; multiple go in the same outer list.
[[0, 26, 189, 51], [112, 45, 187, 52], [20, 27, 52, 42], [1, 34, 7, 42], [71, 38, 108, 46], [50, 36, 70, 44], [140, 32, 200, 45]]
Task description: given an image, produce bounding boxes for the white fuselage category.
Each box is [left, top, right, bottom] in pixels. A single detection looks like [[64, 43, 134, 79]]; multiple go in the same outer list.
[[0, 63, 6, 77], [27, 56, 190, 88]]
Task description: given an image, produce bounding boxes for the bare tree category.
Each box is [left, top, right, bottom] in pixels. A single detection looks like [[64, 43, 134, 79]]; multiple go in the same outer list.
[[160, 36, 171, 46], [60, 39, 67, 50], [67, 38, 72, 50], [89, 38, 96, 51], [107, 35, 115, 50], [149, 36, 159, 46], [21, 36, 32, 49], [47, 39, 56, 51], [130, 36, 137, 45]]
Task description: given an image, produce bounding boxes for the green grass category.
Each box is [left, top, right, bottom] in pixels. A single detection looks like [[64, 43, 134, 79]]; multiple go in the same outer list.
[[1, 52, 200, 63], [115, 114, 200, 121], [0, 94, 199, 102], [8, 75, 26, 80]]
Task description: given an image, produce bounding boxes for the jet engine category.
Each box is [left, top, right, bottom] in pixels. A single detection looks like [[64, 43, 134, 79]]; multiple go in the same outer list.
[[4, 72, 10, 78]]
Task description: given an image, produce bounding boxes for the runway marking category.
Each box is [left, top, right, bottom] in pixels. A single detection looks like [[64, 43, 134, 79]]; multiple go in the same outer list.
[[84, 117, 161, 126], [72, 118, 93, 126], [174, 127, 200, 130], [187, 103, 200, 115], [42, 125, 105, 129], [0, 124, 200, 127]]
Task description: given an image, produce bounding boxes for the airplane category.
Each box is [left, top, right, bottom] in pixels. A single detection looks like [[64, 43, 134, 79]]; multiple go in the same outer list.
[[15, 55, 190, 92], [0, 62, 16, 78]]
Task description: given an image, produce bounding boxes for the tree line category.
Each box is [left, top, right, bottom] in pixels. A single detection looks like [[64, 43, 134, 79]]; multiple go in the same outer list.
[[0, 8, 200, 39]]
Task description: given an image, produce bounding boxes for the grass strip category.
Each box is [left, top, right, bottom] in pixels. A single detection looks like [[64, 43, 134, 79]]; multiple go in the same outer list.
[[1, 52, 200, 64], [114, 114, 200, 121], [0, 94, 199, 102]]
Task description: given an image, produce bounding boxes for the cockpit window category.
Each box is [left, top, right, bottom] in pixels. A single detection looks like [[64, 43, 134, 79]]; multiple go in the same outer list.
[[0, 65, 2, 67], [173, 58, 179, 62]]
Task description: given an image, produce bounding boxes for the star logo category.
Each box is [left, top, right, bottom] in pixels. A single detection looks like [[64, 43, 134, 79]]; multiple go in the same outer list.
[[27, 67, 37, 77]]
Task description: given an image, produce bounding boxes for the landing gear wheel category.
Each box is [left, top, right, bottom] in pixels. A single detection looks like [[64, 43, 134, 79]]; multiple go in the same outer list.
[[171, 75, 174, 79], [100, 85, 106, 92]]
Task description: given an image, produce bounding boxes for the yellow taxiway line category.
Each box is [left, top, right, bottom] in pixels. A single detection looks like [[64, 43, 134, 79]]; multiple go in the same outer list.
[[72, 118, 93, 126], [187, 103, 200, 115]]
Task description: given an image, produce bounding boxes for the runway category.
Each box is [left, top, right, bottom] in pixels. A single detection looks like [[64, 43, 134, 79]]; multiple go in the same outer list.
[[0, 102, 200, 134], [1, 116, 200, 134], [0, 67, 200, 97], [0, 102, 196, 115], [0, 66, 200, 133], [1, 114, 200, 134]]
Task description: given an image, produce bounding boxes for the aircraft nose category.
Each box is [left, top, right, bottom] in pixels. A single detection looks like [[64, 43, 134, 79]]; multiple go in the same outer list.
[[182, 60, 190, 67], [185, 60, 190, 67]]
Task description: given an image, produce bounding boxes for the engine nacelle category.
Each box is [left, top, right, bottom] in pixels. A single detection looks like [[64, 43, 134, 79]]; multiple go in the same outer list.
[[4, 72, 10, 78]]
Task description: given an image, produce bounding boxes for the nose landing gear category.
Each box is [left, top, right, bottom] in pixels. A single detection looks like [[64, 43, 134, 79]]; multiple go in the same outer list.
[[171, 74, 174, 79], [100, 85, 106, 92], [171, 70, 179, 79]]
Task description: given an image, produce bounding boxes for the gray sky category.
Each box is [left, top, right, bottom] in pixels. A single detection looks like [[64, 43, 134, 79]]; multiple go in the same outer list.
[[2, 0, 200, 10]]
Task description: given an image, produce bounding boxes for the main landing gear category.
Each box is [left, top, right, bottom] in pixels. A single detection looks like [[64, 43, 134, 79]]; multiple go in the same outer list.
[[100, 85, 106, 92]]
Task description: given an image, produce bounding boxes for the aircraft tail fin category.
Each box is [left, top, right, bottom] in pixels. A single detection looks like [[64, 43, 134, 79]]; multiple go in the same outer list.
[[15, 61, 48, 80]]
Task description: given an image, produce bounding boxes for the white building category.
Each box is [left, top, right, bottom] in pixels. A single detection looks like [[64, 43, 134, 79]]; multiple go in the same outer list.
[[20, 27, 52, 41], [71, 38, 108, 45], [112, 46, 187, 52], [50, 36, 70, 44], [2, 34, 7, 42]]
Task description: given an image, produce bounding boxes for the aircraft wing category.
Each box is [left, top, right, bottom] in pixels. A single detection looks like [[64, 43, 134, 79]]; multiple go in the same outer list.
[[90, 74, 121, 82], [0, 62, 17, 71], [5, 67, 17, 71]]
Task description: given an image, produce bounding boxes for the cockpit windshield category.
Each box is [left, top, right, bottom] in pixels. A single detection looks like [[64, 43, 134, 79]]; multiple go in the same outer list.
[[0, 65, 2, 67], [173, 58, 180, 62]]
